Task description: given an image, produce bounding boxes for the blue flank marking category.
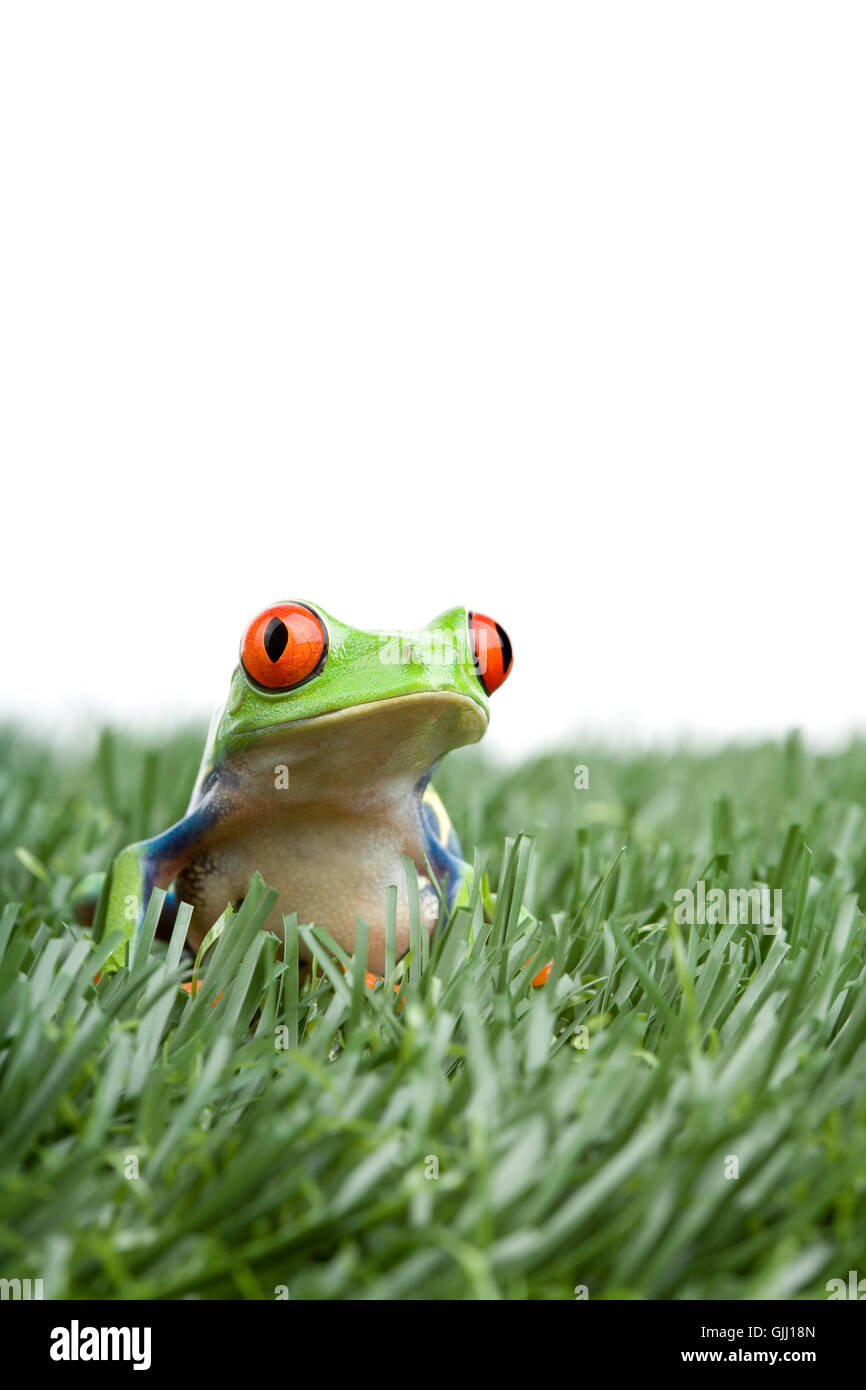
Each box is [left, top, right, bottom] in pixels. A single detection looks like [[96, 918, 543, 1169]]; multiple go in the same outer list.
[[132, 797, 222, 949], [145, 796, 220, 864], [418, 779, 467, 910]]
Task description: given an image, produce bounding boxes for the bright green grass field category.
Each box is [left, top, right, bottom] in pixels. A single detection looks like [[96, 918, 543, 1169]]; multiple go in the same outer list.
[[1, 725, 865, 1300]]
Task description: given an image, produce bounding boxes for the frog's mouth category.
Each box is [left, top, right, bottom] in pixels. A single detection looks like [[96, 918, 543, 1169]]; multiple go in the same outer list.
[[226, 691, 488, 791]]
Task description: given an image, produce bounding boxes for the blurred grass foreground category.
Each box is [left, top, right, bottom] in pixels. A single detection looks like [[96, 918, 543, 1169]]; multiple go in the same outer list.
[[1, 724, 865, 1300]]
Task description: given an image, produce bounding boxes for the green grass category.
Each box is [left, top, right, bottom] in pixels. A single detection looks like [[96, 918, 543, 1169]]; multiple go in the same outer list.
[[1, 724, 866, 1300]]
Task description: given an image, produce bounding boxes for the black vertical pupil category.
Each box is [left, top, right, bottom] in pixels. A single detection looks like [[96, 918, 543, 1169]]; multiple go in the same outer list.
[[496, 622, 513, 675], [264, 617, 289, 663]]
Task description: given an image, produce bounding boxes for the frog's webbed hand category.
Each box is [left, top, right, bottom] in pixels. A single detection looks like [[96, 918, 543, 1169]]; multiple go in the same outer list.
[[96, 800, 218, 972]]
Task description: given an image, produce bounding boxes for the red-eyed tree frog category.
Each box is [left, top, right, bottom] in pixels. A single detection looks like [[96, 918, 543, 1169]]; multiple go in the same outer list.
[[89, 601, 512, 976]]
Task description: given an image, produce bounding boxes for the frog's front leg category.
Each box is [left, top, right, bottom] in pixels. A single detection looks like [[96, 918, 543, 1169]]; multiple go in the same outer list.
[[98, 800, 219, 971], [420, 782, 472, 911]]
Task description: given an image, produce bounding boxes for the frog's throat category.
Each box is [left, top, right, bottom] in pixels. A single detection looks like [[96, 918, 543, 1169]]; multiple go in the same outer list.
[[220, 690, 488, 776]]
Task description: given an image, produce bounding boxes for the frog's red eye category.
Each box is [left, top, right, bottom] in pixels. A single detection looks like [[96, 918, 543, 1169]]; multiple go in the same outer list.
[[241, 602, 328, 691], [468, 611, 513, 695]]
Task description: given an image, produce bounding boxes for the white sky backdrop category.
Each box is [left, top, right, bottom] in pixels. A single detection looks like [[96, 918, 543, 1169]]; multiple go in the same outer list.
[[1, 3, 864, 761]]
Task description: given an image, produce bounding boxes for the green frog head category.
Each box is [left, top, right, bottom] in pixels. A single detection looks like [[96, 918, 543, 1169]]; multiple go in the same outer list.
[[199, 600, 513, 786]]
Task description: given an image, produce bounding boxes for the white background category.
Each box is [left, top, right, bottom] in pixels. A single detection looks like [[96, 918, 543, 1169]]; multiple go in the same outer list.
[[1, 3, 864, 760]]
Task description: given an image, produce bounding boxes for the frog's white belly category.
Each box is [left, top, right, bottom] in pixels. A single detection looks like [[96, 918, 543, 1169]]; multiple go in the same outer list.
[[178, 801, 438, 973], [175, 693, 484, 973]]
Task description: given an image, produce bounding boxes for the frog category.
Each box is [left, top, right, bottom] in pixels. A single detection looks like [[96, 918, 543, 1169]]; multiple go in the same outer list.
[[89, 601, 513, 977]]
